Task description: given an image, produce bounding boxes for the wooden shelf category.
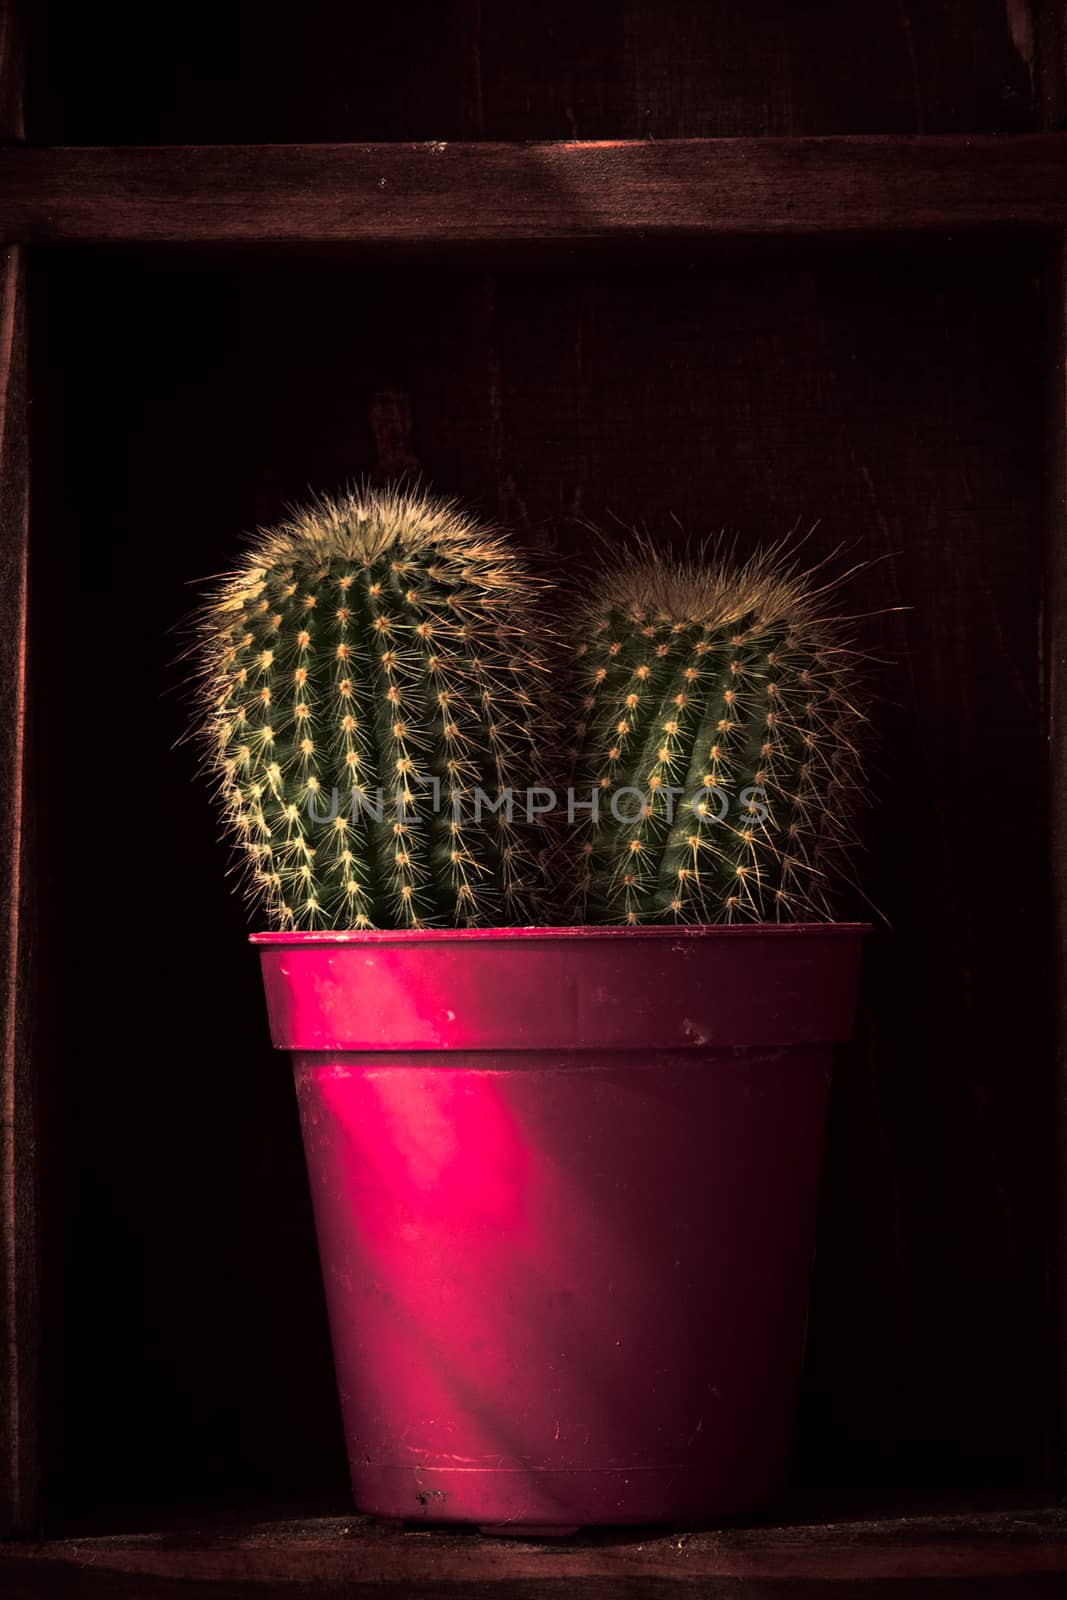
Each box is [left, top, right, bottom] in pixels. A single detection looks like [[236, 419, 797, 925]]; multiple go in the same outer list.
[[1, 136, 1066, 245], [1, 1508, 1065, 1595]]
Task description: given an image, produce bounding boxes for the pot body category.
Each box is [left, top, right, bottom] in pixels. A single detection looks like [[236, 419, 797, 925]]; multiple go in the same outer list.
[[253, 924, 866, 1531]]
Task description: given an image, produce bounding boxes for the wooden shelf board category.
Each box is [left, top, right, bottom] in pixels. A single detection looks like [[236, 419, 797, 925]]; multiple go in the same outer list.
[[1, 1507, 1065, 1594], [0, 136, 1065, 245]]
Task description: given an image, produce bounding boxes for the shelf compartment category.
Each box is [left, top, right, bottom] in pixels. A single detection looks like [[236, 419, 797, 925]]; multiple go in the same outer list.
[[19, 241, 1057, 1527]]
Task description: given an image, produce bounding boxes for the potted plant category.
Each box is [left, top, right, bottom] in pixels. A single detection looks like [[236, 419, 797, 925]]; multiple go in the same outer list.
[[191, 489, 867, 1535]]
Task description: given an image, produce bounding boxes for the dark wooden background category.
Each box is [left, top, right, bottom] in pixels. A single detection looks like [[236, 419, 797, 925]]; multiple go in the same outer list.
[[6, 0, 1063, 1532], [25, 1, 1044, 142]]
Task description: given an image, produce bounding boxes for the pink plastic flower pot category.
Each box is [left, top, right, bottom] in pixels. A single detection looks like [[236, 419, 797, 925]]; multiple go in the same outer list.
[[252, 923, 867, 1533]]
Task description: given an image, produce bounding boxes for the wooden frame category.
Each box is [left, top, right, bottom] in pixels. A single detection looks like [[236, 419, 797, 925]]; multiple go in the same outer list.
[[3, 1, 1067, 1587]]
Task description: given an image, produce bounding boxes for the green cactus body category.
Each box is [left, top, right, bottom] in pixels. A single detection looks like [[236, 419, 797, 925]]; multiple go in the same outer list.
[[566, 549, 863, 924], [195, 488, 547, 930]]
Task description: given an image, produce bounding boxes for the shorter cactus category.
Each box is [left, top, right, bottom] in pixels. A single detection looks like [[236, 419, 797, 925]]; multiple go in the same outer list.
[[191, 487, 549, 930], [565, 543, 865, 924]]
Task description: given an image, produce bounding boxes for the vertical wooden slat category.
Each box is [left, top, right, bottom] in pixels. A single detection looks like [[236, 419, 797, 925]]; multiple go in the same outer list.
[[0, 0, 23, 140], [0, 0, 37, 1539], [1048, 230, 1067, 1505], [1035, 0, 1067, 1497], [0, 245, 35, 1540]]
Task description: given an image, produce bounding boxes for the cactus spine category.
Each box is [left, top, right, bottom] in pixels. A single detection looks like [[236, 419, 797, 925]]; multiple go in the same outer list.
[[566, 546, 863, 924], [194, 488, 547, 930]]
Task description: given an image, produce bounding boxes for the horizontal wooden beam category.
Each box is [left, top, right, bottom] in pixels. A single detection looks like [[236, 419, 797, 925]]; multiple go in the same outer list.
[[1, 1509, 1065, 1591], [0, 136, 1065, 244]]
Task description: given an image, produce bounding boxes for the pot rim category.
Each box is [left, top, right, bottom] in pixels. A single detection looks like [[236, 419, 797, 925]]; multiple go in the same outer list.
[[250, 921, 872, 947]]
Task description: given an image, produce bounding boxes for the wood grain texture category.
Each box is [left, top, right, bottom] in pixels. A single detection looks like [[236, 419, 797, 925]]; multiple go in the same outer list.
[[619, 1, 1040, 138], [1, 1508, 1065, 1595], [1032, 0, 1067, 1509], [1035, 0, 1067, 1506], [0, 0, 23, 140], [0, 0, 36, 1543], [0, 245, 36, 1541], [1047, 229, 1067, 1515], [0, 138, 1066, 245], [25, 1, 1041, 143]]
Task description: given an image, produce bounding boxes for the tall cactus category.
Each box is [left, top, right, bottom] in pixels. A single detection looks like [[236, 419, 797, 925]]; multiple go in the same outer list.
[[192, 487, 549, 930], [565, 544, 864, 924]]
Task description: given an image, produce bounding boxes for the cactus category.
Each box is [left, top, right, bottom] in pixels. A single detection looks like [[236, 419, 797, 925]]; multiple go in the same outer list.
[[565, 544, 864, 924], [192, 487, 549, 930]]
